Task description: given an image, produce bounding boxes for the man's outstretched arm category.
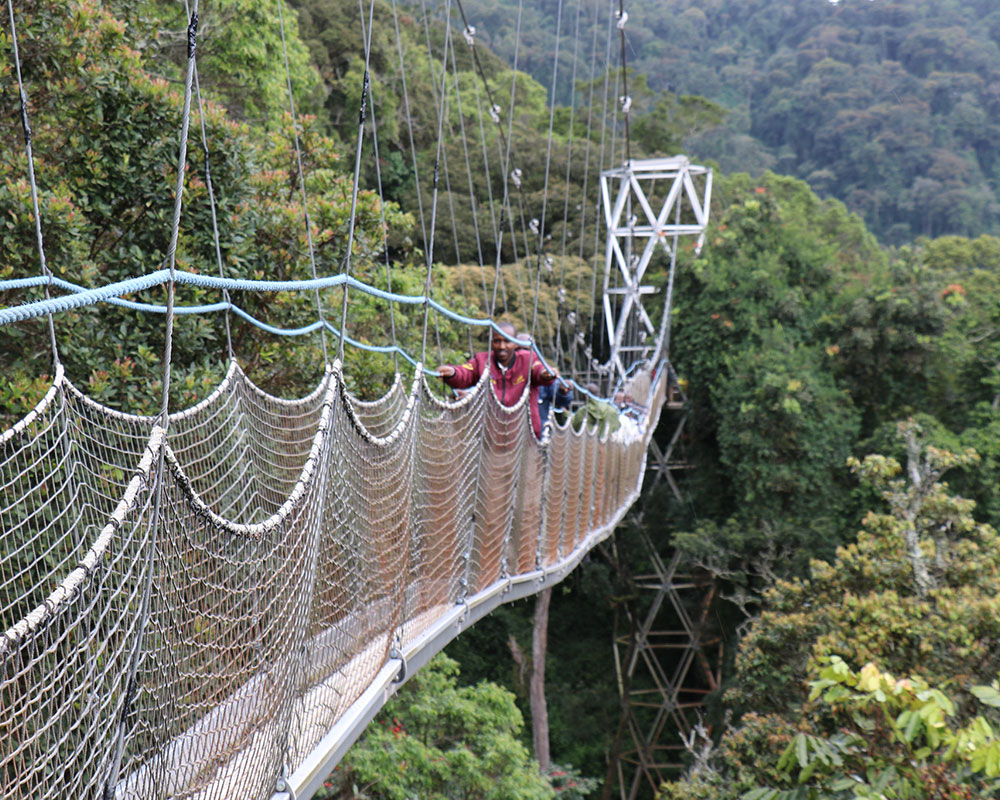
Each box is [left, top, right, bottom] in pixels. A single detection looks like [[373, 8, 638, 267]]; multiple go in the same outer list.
[[435, 358, 481, 388], [529, 358, 557, 386]]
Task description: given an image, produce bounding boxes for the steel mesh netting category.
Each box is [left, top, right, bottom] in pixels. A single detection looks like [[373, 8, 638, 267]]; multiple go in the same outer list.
[[288, 365, 417, 767], [469, 379, 528, 595], [509, 432, 546, 576], [0, 360, 664, 799], [574, 433, 596, 550], [347, 371, 411, 439], [404, 372, 489, 645], [593, 436, 610, 535], [541, 422, 571, 566], [563, 425, 587, 556], [0, 363, 162, 799]]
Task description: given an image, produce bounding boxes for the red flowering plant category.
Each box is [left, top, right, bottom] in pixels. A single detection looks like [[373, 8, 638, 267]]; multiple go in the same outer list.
[[545, 763, 598, 800]]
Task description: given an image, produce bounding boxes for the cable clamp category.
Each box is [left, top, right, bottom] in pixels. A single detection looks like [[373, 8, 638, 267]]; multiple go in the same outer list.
[[187, 11, 199, 58], [616, 10, 628, 29], [620, 95, 632, 114], [389, 648, 407, 683], [511, 167, 523, 188], [463, 25, 476, 46], [490, 104, 501, 124], [275, 778, 297, 800], [529, 218, 540, 235], [545, 256, 555, 273]]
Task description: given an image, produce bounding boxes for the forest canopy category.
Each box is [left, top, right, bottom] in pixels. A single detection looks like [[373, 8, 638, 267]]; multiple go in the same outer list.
[[5, 1, 1000, 799], [454, 0, 1000, 244]]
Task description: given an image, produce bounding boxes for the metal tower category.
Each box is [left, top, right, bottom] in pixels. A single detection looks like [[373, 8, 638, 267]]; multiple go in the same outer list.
[[601, 157, 717, 799], [600, 156, 712, 384], [611, 540, 722, 800]]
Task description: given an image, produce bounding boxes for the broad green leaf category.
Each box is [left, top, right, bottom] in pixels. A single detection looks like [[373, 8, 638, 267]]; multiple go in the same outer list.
[[796, 733, 809, 769], [971, 685, 1000, 708]]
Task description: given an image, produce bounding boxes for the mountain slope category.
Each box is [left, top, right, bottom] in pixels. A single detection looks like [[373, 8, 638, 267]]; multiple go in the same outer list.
[[457, 0, 1000, 243]]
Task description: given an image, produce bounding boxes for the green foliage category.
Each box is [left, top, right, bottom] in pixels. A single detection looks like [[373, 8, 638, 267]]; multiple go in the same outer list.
[[443, 558, 624, 784], [328, 654, 554, 800], [0, 0, 434, 424], [665, 433, 1000, 800], [668, 173, 880, 571], [112, 0, 325, 125], [713, 327, 858, 532], [457, 0, 1000, 243], [742, 657, 1000, 799], [544, 763, 599, 800], [292, 0, 724, 277]]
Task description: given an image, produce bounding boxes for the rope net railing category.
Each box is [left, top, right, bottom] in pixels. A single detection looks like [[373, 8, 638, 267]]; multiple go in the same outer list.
[[0, 0, 685, 794], [0, 353, 667, 800]]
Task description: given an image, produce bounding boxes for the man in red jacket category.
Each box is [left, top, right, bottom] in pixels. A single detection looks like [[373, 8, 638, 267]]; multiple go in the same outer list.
[[437, 322, 557, 438]]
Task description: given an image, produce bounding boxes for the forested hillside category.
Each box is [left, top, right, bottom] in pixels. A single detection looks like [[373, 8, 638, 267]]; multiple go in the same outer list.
[[456, 0, 1000, 244], [5, 1, 1000, 798]]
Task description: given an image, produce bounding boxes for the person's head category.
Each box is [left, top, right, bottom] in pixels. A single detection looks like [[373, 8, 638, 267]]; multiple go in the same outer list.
[[491, 322, 518, 367]]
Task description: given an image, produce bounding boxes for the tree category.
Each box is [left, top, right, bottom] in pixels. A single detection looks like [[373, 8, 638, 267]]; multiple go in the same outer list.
[[328, 654, 555, 800], [663, 428, 1000, 800], [744, 657, 1000, 799], [113, 0, 325, 125], [0, 0, 453, 424]]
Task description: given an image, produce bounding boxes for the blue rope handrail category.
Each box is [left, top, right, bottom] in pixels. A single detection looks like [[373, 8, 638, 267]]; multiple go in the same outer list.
[[0, 270, 626, 399]]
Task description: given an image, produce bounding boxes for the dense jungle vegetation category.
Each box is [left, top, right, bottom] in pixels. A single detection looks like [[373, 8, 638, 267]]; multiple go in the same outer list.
[[456, 0, 1000, 244], [4, 0, 1000, 798]]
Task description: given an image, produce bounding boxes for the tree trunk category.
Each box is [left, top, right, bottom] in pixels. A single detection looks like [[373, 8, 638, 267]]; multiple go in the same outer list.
[[530, 587, 552, 772]]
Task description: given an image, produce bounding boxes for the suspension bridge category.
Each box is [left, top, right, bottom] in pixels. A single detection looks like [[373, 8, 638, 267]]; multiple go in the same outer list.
[[0, 0, 712, 798]]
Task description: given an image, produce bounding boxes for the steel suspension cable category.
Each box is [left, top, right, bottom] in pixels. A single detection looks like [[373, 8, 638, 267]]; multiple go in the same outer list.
[[508, 187, 531, 333], [572, 0, 604, 383], [492, 0, 525, 321], [449, 36, 492, 317], [276, 0, 329, 364], [362, 57, 399, 372], [191, 62, 234, 360], [105, 4, 201, 794], [440, 136, 476, 355], [470, 67, 500, 249], [556, 0, 585, 376], [418, 0, 455, 363], [5, 0, 59, 367], [338, 0, 379, 362], [586, 0, 617, 387], [616, 0, 632, 166], [390, 0, 430, 262], [415, 0, 473, 355], [450, 0, 523, 321], [528, 0, 565, 348], [358, 1, 401, 372], [157, 9, 201, 424]]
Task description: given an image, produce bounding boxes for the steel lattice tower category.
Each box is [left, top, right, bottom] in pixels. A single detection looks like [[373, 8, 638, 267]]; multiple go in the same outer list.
[[601, 157, 719, 799]]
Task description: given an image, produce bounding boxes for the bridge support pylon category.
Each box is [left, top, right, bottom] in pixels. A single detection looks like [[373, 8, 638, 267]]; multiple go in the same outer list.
[[599, 157, 711, 386], [610, 538, 722, 800], [598, 153, 717, 797]]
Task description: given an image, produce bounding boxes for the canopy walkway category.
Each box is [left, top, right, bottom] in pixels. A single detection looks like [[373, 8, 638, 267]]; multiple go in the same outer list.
[[1, 353, 666, 800], [0, 0, 712, 796]]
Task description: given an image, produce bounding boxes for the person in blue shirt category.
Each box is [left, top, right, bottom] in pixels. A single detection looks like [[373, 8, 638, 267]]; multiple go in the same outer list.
[[517, 334, 573, 433], [537, 380, 573, 429]]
